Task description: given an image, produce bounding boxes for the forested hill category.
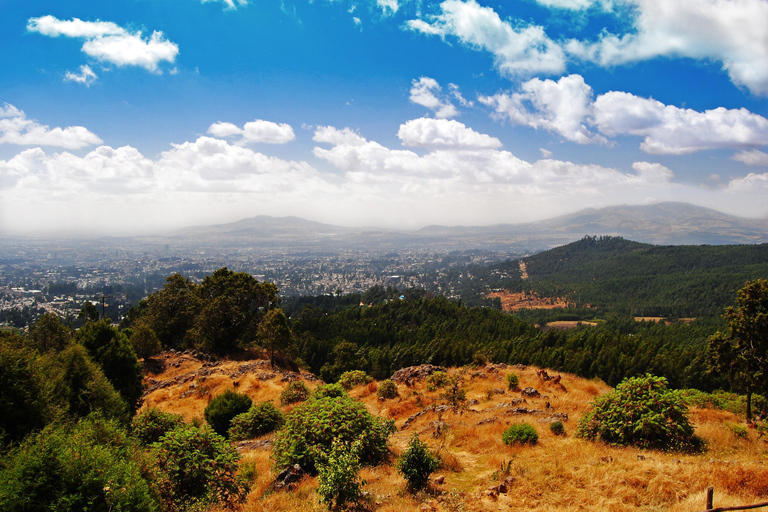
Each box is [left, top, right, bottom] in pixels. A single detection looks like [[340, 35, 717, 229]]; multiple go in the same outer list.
[[514, 236, 768, 318]]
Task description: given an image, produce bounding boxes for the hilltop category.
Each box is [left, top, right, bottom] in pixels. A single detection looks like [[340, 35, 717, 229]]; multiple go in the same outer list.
[[142, 351, 768, 512]]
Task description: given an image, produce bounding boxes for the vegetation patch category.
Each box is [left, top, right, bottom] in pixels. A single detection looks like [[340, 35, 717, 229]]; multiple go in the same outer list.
[[228, 401, 284, 441], [396, 434, 441, 491], [280, 380, 310, 405], [502, 422, 539, 446], [204, 389, 252, 438]]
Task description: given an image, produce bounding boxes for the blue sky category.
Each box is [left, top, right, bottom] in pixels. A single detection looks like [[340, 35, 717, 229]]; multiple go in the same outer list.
[[2, 0, 768, 235]]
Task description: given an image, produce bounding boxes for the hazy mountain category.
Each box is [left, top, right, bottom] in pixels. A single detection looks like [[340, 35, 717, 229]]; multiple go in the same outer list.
[[156, 202, 768, 251]]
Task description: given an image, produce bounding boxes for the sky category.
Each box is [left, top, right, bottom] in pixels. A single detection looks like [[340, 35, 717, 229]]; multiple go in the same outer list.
[[2, 0, 768, 235]]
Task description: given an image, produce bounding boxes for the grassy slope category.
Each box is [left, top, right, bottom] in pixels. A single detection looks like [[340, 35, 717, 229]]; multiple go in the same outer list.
[[143, 352, 768, 512]]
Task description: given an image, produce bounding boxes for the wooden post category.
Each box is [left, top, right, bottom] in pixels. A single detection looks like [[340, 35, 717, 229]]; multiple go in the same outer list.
[[707, 487, 714, 510]]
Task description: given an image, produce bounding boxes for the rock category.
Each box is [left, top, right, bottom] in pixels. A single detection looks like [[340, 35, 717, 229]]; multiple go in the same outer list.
[[521, 387, 540, 398], [390, 365, 448, 385], [271, 464, 305, 491], [467, 398, 479, 406], [434, 475, 445, 485]]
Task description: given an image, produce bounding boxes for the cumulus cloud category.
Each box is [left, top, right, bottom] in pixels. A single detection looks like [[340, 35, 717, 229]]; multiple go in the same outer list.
[[64, 65, 98, 86], [409, 77, 460, 119], [27, 15, 178, 73], [206, 119, 295, 144], [377, 0, 399, 15], [732, 149, 768, 167], [593, 91, 768, 154], [397, 118, 502, 150], [406, 0, 566, 76], [565, 0, 768, 95], [0, 103, 102, 149], [480, 74, 604, 144]]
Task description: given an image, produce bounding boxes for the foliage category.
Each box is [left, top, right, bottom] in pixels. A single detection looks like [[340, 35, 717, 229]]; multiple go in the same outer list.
[[377, 379, 398, 400], [549, 421, 565, 436], [338, 370, 373, 390], [281, 380, 311, 405], [74, 320, 144, 415], [228, 401, 284, 441], [132, 408, 185, 446], [0, 338, 51, 443], [28, 312, 70, 353], [396, 434, 441, 491], [316, 439, 366, 511], [258, 308, 295, 367], [137, 273, 199, 350], [129, 324, 162, 360], [441, 371, 467, 407], [311, 383, 347, 400], [502, 423, 539, 446], [0, 417, 158, 512], [506, 372, 520, 390], [728, 423, 748, 439], [576, 374, 698, 451], [320, 341, 365, 383], [204, 389, 252, 438], [271, 393, 396, 474], [48, 344, 129, 424], [152, 424, 248, 511], [707, 279, 768, 420], [425, 371, 450, 392]]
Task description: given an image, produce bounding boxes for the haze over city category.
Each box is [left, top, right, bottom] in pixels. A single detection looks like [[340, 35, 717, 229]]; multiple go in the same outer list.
[[2, 0, 768, 235]]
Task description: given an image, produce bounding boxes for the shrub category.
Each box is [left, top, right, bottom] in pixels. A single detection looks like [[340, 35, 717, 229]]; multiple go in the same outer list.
[[280, 380, 310, 405], [576, 374, 699, 451], [425, 371, 450, 392], [441, 373, 467, 407], [396, 434, 441, 491], [316, 439, 366, 510], [377, 379, 399, 400], [0, 417, 157, 512], [271, 394, 396, 474], [506, 372, 520, 390], [204, 389, 252, 438], [549, 421, 565, 436], [728, 423, 749, 439], [228, 401, 284, 441], [132, 407, 185, 445], [311, 383, 346, 400], [338, 370, 373, 390], [502, 423, 539, 446], [153, 424, 249, 510], [0, 339, 51, 443]]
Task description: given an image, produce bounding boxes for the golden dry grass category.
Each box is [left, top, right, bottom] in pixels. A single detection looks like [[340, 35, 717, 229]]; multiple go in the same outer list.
[[143, 354, 768, 512]]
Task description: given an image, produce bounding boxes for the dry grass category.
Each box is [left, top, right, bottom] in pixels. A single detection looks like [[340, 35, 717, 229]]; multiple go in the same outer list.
[[143, 354, 768, 512]]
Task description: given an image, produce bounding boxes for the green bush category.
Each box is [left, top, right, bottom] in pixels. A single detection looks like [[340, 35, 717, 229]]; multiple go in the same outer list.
[[0, 338, 51, 443], [728, 423, 748, 439], [396, 434, 441, 491], [153, 424, 248, 510], [502, 423, 539, 446], [0, 417, 158, 512], [311, 383, 346, 400], [425, 371, 450, 392], [576, 374, 699, 451], [280, 380, 310, 405], [549, 421, 565, 436], [338, 370, 373, 390], [228, 401, 284, 441], [506, 372, 520, 390], [204, 389, 252, 438], [271, 393, 396, 474], [377, 379, 398, 400], [316, 439, 366, 510], [132, 407, 185, 445]]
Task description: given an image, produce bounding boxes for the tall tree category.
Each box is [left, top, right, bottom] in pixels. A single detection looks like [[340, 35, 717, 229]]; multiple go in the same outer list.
[[257, 308, 294, 367], [138, 273, 199, 349], [707, 279, 768, 421]]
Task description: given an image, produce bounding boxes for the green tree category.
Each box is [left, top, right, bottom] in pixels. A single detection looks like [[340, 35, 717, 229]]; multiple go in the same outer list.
[[192, 268, 279, 352], [29, 312, 70, 353], [129, 324, 162, 360], [707, 279, 768, 421], [77, 302, 100, 323], [138, 274, 199, 349], [0, 337, 50, 443], [257, 308, 294, 367]]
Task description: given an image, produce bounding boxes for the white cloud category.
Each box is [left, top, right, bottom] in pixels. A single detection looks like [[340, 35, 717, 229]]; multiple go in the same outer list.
[[480, 74, 603, 144], [566, 0, 768, 95], [377, 0, 399, 15], [397, 118, 502, 149], [202, 0, 249, 10], [406, 0, 566, 76], [64, 65, 98, 87], [0, 103, 102, 149], [207, 119, 295, 144], [27, 16, 178, 73], [593, 91, 768, 154], [409, 77, 459, 118], [732, 149, 768, 167], [534, 0, 598, 9]]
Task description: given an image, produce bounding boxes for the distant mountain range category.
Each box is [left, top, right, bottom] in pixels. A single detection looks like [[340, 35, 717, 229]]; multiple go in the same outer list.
[[156, 202, 768, 252]]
